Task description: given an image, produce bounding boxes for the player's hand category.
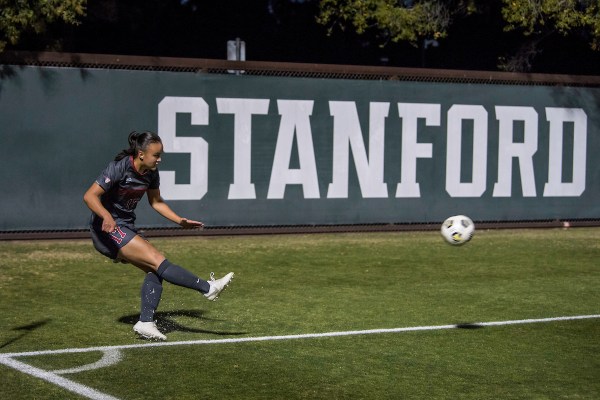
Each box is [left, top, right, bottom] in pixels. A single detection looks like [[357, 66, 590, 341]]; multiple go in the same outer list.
[[180, 218, 204, 229], [102, 217, 117, 233]]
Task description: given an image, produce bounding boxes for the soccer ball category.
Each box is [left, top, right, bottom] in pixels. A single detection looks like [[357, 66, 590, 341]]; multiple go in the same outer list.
[[441, 215, 475, 245]]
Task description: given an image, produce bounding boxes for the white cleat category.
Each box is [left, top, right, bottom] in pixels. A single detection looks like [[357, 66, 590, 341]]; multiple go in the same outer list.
[[133, 321, 166, 341], [204, 272, 234, 301]]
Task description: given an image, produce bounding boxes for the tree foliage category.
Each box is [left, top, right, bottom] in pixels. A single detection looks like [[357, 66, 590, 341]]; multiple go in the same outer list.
[[317, 0, 478, 45], [500, 0, 600, 71], [501, 0, 600, 46], [0, 0, 86, 52], [317, 0, 600, 71]]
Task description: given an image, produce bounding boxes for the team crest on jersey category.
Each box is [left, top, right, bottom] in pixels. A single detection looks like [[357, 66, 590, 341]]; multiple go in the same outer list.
[[104, 176, 111, 183]]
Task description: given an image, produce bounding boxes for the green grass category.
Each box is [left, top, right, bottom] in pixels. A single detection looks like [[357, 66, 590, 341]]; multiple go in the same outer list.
[[1, 228, 599, 399]]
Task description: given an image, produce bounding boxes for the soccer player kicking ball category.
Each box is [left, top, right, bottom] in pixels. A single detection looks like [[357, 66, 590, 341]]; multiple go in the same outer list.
[[84, 130, 234, 341]]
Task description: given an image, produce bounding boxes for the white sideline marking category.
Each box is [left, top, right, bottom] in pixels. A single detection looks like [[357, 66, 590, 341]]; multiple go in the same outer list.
[[0, 356, 120, 400], [1, 314, 598, 400], [51, 349, 123, 375]]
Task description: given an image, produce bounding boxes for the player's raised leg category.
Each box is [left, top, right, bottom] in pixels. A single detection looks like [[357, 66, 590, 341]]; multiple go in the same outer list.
[[119, 236, 234, 298]]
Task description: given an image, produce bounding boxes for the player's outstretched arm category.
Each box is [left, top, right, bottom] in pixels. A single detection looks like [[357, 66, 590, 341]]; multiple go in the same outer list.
[[147, 189, 204, 229]]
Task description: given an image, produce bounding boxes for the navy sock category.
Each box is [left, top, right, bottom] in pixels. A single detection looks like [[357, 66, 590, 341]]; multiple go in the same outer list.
[[140, 272, 163, 322], [157, 259, 210, 293]]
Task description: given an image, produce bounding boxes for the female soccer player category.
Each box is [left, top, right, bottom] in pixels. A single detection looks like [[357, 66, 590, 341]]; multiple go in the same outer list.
[[83, 130, 233, 341]]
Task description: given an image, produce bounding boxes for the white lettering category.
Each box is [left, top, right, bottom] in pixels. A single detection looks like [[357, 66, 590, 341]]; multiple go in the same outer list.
[[216, 98, 270, 199], [493, 106, 538, 197], [327, 101, 389, 198], [543, 107, 587, 197], [156, 98, 589, 202], [446, 105, 488, 197], [267, 100, 320, 199], [158, 96, 209, 200], [396, 103, 440, 198]]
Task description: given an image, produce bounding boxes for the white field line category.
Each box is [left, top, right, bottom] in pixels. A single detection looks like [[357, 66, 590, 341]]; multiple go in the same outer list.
[[2, 314, 600, 358], [0, 356, 120, 400], [0, 314, 599, 400], [51, 348, 124, 375]]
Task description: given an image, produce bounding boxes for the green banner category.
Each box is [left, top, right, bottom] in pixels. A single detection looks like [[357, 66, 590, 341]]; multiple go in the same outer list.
[[0, 65, 598, 230]]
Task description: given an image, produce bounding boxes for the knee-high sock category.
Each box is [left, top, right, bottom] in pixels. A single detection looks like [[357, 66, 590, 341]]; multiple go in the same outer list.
[[140, 272, 163, 322], [157, 259, 210, 294]]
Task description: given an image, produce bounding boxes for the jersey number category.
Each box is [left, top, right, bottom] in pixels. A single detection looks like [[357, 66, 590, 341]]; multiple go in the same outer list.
[[109, 227, 127, 244]]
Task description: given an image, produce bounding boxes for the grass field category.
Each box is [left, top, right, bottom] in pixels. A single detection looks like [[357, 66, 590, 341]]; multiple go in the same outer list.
[[0, 228, 599, 399]]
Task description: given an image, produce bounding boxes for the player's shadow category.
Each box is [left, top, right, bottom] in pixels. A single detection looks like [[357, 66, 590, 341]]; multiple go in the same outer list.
[[118, 309, 247, 337], [455, 323, 484, 330], [0, 319, 51, 349]]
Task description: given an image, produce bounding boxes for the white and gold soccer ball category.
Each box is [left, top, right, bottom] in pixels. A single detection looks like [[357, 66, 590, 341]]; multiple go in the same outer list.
[[441, 215, 475, 245]]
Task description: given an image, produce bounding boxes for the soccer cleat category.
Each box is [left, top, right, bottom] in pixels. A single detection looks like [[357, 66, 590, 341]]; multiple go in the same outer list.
[[133, 320, 166, 341], [204, 272, 234, 301]]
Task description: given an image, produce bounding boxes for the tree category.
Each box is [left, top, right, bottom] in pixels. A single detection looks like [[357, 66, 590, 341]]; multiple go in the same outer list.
[[0, 0, 86, 53], [317, 0, 600, 72], [317, 0, 478, 45], [499, 0, 600, 71]]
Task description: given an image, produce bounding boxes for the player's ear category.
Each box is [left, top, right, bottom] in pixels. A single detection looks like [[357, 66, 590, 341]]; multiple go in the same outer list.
[[138, 150, 144, 160]]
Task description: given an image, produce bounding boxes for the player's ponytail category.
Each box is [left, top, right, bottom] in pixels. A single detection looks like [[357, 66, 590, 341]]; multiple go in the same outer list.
[[114, 131, 162, 161]]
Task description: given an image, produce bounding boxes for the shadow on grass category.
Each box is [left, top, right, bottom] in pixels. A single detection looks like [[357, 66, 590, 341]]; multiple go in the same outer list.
[[118, 309, 247, 337], [455, 323, 484, 330], [0, 319, 51, 349]]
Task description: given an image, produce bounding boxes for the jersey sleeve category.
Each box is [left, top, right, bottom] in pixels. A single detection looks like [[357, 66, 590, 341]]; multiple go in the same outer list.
[[95, 161, 123, 192], [149, 170, 160, 190]]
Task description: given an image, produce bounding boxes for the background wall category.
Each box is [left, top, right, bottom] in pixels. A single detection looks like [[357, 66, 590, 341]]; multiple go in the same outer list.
[[1, 58, 598, 231]]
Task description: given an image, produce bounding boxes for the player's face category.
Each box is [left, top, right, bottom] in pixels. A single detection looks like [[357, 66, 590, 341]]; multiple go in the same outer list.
[[139, 142, 163, 171]]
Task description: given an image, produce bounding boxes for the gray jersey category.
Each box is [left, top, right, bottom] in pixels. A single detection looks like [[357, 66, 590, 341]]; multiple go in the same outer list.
[[91, 156, 160, 227]]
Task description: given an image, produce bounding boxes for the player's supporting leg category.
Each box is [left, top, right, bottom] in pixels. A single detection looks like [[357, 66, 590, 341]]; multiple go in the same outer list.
[[140, 272, 163, 322], [133, 272, 166, 340]]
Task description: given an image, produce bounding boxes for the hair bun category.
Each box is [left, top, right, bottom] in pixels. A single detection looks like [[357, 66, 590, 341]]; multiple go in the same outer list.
[[114, 130, 161, 161], [128, 130, 140, 146]]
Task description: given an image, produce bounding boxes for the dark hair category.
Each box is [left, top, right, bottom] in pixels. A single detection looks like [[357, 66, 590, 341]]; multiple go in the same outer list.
[[114, 131, 162, 161]]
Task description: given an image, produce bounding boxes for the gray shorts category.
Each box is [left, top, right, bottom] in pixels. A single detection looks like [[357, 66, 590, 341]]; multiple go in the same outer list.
[[90, 223, 138, 260]]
